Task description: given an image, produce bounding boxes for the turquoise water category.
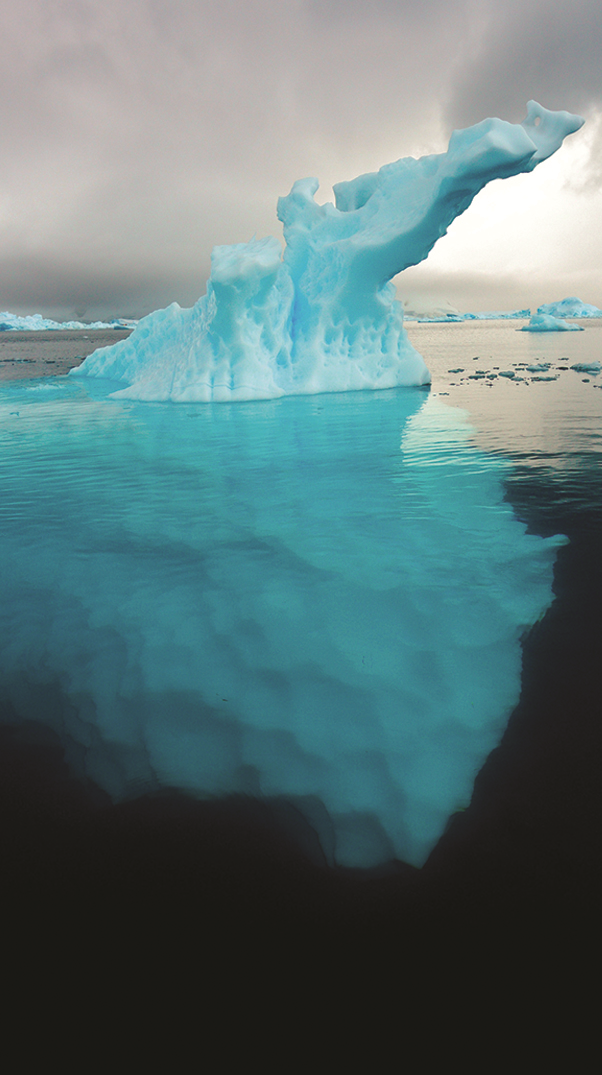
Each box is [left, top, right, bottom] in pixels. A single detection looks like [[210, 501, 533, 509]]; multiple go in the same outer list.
[[0, 327, 574, 867]]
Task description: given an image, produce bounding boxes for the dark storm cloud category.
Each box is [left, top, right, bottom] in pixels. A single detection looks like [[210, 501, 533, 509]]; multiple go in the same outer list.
[[0, 0, 599, 317], [446, 0, 602, 125], [0, 250, 177, 320]]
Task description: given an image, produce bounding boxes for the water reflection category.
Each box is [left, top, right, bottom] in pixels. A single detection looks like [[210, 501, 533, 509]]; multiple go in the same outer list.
[[407, 319, 602, 465]]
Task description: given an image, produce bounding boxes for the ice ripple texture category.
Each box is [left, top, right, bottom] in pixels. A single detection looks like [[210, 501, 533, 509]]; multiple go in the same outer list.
[[0, 381, 564, 866]]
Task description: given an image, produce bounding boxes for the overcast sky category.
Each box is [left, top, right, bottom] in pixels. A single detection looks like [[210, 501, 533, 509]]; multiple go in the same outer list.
[[1, 0, 600, 319]]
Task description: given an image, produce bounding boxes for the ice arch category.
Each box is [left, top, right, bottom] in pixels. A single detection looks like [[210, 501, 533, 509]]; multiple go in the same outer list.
[[71, 102, 583, 402]]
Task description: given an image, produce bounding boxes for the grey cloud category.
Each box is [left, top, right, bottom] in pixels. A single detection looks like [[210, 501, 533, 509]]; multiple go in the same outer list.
[[0, 0, 599, 317], [446, 0, 602, 128], [0, 250, 186, 320]]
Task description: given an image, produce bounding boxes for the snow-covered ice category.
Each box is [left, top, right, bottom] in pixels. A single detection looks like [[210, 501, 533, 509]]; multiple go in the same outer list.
[[71, 102, 584, 402]]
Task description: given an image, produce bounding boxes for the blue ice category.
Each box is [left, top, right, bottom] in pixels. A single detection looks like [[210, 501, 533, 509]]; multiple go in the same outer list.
[[521, 313, 583, 332], [0, 379, 565, 866]]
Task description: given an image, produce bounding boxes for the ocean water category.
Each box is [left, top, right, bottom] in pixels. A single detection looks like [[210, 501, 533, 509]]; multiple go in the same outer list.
[[1, 321, 601, 957]]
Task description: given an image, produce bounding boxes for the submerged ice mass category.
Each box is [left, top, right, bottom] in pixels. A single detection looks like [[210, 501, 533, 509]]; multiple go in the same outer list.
[[71, 102, 583, 402], [0, 380, 565, 867]]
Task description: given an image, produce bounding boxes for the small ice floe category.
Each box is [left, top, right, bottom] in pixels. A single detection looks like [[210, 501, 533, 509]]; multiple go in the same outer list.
[[570, 362, 601, 374], [526, 363, 551, 372]]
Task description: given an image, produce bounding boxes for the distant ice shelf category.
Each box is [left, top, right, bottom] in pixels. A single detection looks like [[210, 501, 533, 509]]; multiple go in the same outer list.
[[405, 309, 531, 322], [538, 297, 602, 319], [0, 312, 138, 331]]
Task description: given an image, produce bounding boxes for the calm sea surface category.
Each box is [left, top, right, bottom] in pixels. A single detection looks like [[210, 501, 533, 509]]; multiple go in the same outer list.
[[1, 321, 601, 974]]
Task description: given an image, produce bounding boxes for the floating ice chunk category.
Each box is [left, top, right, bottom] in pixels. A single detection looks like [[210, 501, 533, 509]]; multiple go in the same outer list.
[[71, 102, 584, 402], [521, 313, 583, 332], [570, 361, 601, 374], [403, 298, 461, 320]]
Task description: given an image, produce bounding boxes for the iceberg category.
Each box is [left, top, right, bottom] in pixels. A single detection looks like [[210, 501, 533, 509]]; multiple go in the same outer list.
[[537, 298, 602, 319], [521, 313, 584, 332], [71, 102, 584, 402], [0, 101, 581, 871]]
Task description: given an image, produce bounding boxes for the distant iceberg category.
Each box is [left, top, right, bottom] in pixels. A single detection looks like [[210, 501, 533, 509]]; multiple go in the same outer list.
[[402, 298, 462, 321], [71, 102, 584, 402], [537, 297, 602, 319], [521, 312, 583, 332]]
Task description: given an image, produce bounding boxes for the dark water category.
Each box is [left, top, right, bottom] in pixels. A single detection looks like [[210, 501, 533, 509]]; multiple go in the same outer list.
[[1, 323, 600, 1013]]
